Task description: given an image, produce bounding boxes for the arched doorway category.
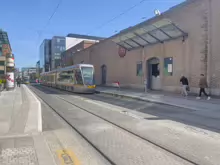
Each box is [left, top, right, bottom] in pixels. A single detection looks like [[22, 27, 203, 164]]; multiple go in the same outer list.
[[101, 65, 107, 85], [147, 57, 161, 90]]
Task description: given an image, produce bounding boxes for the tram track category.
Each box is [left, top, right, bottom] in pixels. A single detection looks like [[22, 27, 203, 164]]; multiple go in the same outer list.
[[30, 85, 200, 165]]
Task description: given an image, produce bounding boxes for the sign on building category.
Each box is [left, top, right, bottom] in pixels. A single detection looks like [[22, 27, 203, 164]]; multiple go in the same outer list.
[[164, 57, 173, 76]]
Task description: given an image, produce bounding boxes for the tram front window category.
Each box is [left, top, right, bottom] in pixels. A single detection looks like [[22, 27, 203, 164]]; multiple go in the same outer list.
[[81, 67, 94, 85]]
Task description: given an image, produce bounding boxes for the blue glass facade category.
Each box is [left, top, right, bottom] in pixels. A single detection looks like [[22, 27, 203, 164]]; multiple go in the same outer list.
[[0, 29, 10, 57], [51, 36, 66, 70], [39, 39, 51, 72]]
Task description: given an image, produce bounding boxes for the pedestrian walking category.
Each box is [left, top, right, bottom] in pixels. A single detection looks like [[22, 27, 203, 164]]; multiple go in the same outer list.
[[180, 75, 189, 97], [196, 74, 211, 100], [16, 76, 21, 87]]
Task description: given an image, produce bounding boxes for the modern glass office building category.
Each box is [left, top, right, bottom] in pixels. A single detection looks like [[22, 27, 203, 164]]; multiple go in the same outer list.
[[51, 36, 66, 70], [39, 39, 51, 72]]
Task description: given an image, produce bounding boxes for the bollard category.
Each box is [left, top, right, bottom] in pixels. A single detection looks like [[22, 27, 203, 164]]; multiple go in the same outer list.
[[144, 79, 147, 93], [112, 81, 120, 91]]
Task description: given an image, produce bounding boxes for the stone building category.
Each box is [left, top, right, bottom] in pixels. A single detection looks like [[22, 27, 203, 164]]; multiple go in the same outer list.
[[61, 40, 97, 67], [67, 0, 220, 95]]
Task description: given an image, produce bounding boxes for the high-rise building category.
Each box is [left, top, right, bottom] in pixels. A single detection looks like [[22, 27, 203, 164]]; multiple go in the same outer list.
[[0, 29, 11, 57], [40, 34, 104, 71], [0, 29, 12, 77], [39, 39, 51, 72], [36, 61, 40, 78], [0, 56, 6, 77], [51, 36, 66, 70]]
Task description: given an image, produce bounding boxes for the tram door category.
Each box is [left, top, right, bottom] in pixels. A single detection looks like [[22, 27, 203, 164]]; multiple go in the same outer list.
[[101, 65, 107, 85]]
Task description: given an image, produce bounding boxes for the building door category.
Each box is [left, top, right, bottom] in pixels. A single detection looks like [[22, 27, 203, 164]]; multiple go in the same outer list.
[[147, 58, 161, 90], [101, 65, 107, 85]]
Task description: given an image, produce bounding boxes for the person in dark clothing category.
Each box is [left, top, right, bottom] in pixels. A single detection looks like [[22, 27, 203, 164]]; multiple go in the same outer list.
[[16, 77, 21, 87], [196, 74, 211, 100], [180, 75, 189, 97]]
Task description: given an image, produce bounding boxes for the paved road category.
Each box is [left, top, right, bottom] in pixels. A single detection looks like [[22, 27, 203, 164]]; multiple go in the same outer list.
[[29, 84, 220, 165], [83, 91, 220, 133], [30, 86, 203, 165], [33, 86, 112, 165]]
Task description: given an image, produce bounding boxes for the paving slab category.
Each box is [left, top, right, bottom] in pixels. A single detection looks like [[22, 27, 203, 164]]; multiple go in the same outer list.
[[0, 135, 39, 165], [0, 87, 23, 135], [0, 85, 42, 136]]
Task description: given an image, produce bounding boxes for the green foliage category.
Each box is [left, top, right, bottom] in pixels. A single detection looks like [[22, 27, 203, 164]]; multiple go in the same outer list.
[[0, 79, 6, 84]]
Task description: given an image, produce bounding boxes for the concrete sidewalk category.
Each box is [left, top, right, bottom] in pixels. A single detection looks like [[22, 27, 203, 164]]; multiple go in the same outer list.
[[0, 85, 108, 165], [96, 86, 220, 111], [0, 85, 49, 165], [0, 85, 41, 136]]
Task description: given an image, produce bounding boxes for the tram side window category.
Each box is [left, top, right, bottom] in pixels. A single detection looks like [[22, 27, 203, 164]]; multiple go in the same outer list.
[[58, 70, 74, 83], [57, 72, 61, 82], [52, 74, 55, 83], [74, 69, 83, 85]]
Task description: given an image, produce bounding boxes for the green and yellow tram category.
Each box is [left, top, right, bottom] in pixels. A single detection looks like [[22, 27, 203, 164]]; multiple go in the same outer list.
[[40, 64, 96, 93]]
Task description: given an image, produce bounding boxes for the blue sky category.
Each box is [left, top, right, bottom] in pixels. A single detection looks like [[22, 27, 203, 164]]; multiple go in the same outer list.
[[1, 0, 184, 69]]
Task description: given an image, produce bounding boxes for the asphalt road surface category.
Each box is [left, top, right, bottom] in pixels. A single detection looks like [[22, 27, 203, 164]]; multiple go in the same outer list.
[[29, 84, 220, 165]]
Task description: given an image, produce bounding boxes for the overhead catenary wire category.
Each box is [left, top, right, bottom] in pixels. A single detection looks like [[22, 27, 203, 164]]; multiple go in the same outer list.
[[43, 0, 179, 51], [66, 0, 149, 49], [86, 0, 148, 35], [37, 0, 62, 44], [67, 0, 170, 49]]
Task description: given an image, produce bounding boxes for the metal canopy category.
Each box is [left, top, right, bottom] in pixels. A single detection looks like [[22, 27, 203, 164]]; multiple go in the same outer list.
[[111, 19, 187, 51]]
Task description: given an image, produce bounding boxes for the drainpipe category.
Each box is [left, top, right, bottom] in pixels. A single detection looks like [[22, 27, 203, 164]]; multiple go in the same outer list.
[[142, 47, 145, 90]]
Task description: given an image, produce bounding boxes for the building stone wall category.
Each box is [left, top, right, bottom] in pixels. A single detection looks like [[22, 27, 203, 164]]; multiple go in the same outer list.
[[72, 0, 220, 95], [61, 41, 96, 67], [209, 0, 220, 95]]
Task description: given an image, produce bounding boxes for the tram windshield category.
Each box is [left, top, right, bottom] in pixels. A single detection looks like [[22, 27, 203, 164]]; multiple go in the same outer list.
[[23, 77, 30, 84], [81, 66, 94, 85]]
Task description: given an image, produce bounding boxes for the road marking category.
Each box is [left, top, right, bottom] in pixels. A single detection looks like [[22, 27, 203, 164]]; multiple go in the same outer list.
[[57, 149, 80, 165], [85, 99, 143, 119], [85, 100, 122, 113], [120, 111, 144, 119]]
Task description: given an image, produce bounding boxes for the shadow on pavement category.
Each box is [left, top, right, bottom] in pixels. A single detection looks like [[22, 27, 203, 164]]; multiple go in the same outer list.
[[32, 85, 220, 134], [80, 92, 220, 134]]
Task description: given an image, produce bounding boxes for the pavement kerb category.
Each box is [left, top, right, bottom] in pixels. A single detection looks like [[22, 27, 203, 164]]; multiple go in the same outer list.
[[97, 90, 201, 111], [23, 85, 42, 133]]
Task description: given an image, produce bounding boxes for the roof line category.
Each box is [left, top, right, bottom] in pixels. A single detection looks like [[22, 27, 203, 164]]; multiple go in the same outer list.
[[67, 33, 106, 40], [110, 0, 198, 39]]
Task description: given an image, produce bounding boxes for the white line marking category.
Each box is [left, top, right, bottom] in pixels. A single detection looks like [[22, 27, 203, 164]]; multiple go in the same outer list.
[[120, 111, 144, 119], [85, 100, 122, 113], [23, 85, 42, 132], [83, 99, 143, 120]]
